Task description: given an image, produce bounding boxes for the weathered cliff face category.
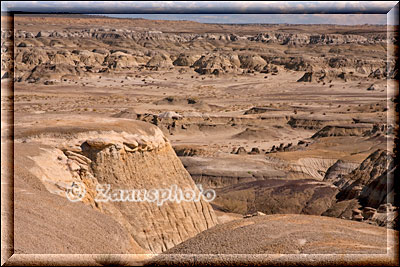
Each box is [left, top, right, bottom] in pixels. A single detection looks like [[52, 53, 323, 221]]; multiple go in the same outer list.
[[323, 159, 359, 184], [79, 140, 217, 252], [288, 157, 338, 180], [322, 149, 397, 228], [312, 125, 373, 138], [359, 167, 395, 209], [14, 117, 217, 254], [335, 149, 393, 199]]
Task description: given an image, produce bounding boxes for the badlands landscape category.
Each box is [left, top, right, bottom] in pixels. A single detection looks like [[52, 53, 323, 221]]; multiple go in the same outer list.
[[1, 14, 398, 265]]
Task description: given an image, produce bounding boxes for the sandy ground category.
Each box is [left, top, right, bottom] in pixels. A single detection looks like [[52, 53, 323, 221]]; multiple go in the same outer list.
[[2, 14, 397, 265]]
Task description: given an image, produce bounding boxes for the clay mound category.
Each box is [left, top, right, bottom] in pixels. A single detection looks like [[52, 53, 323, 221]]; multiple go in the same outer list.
[[192, 54, 240, 75], [148, 214, 394, 257], [16, 49, 49, 65], [146, 53, 173, 69], [26, 63, 79, 82], [48, 51, 76, 65], [14, 116, 217, 254], [173, 53, 199, 66], [311, 125, 373, 138], [284, 56, 312, 71], [328, 56, 349, 68], [72, 49, 105, 66], [213, 179, 338, 215], [238, 54, 267, 71], [104, 52, 138, 69]]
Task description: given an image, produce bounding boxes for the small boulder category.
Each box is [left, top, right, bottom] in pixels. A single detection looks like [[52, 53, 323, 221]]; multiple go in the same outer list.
[[235, 147, 247, 155], [252, 211, 266, 217], [367, 84, 375, 91], [249, 147, 260, 154], [297, 72, 313, 82], [85, 138, 113, 149], [362, 207, 377, 220], [352, 208, 362, 215]]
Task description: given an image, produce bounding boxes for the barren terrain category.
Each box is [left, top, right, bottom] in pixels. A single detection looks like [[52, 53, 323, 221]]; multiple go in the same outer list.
[[1, 14, 398, 265]]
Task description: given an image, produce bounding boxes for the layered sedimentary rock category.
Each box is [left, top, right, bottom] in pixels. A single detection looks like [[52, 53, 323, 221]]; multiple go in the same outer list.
[[180, 156, 287, 188], [323, 149, 397, 228], [335, 149, 393, 197], [14, 116, 217, 254], [311, 125, 373, 138], [323, 159, 359, 184]]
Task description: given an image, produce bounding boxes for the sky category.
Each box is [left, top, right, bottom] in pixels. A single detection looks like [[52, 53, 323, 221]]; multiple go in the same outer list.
[[103, 14, 389, 25], [2, 1, 399, 25]]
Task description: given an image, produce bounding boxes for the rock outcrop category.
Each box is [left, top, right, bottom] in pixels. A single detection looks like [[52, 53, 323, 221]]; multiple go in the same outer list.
[[297, 72, 314, 82], [311, 125, 373, 138], [173, 53, 199, 66], [324, 149, 397, 228], [180, 156, 286, 188], [14, 116, 217, 254], [335, 149, 393, 196], [323, 159, 359, 184]]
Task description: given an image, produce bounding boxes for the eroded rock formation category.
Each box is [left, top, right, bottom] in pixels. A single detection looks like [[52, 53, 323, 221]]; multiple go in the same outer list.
[[14, 116, 217, 254]]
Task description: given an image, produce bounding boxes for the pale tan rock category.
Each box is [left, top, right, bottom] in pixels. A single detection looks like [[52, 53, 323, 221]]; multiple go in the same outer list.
[[64, 150, 92, 164], [15, 117, 218, 254], [85, 138, 113, 149], [352, 214, 364, 221]]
